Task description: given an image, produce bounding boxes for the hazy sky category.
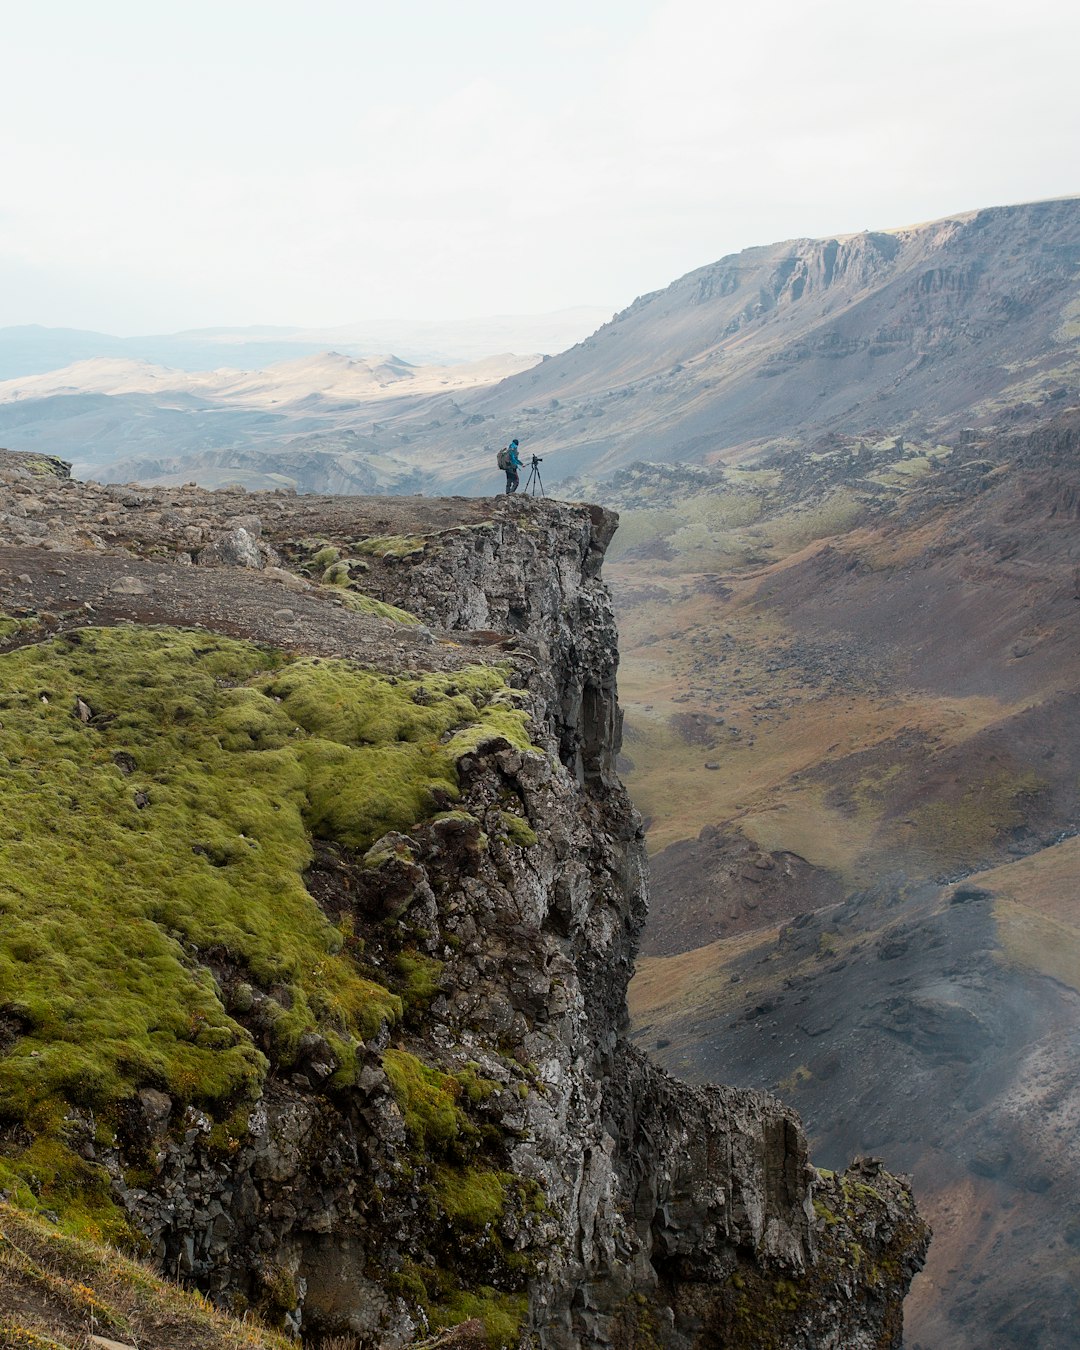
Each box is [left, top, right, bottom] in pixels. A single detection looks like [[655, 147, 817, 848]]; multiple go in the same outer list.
[[2, 0, 1077, 334]]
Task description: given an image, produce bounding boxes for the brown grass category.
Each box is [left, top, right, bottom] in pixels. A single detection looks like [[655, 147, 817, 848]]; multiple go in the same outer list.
[[630, 926, 775, 1027], [0, 1203, 290, 1350], [995, 901, 1080, 993], [954, 836, 1080, 991], [966, 835, 1080, 925], [621, 690, 988, 869], [615, 546, 1039, 872]]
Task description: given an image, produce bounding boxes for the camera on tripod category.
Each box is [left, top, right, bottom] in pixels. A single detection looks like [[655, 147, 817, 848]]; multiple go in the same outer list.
[[523, 452, 545, 497]]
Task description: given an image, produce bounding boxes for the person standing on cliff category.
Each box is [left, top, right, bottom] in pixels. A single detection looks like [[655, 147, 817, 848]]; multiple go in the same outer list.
[[503, 438, 522, 494]]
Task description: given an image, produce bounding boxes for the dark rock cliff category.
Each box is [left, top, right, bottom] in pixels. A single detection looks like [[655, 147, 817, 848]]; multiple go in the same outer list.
[[0, 461, 928, 1346]]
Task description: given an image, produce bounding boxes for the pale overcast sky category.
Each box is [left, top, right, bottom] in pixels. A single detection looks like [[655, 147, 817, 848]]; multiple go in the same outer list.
[[2, 0, 1077, 333]]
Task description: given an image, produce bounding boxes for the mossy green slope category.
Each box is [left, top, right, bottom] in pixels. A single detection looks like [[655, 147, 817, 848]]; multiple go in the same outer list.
[[0, 625, 531, 1241]]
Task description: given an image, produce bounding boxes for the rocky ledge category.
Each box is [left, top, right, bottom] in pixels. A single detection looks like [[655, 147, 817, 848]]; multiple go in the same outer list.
[[0, 454, 928, 1347]]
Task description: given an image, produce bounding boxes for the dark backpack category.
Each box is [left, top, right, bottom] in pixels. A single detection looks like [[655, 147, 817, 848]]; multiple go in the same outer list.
[[497, 446, 510, 470]]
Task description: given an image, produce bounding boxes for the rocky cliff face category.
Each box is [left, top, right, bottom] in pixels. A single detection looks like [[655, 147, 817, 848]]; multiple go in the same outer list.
[[0, 459, 928, 1346]]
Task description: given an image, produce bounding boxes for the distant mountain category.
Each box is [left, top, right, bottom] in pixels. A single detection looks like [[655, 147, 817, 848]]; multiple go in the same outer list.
[[0, 307, 610, 379], [0, 351, 538, 486], [0, 350, 536, 406], [250, 308, 614, 364]]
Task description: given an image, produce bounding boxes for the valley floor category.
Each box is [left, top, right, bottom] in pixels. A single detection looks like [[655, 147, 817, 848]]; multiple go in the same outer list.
[[613, 419, 1080, 1350]]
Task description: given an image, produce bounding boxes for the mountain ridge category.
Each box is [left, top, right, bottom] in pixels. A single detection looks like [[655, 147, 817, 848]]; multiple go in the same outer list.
[[0, 307, 610, 379], [0, 350, 537, 408], [427, 197, 1080, 485]]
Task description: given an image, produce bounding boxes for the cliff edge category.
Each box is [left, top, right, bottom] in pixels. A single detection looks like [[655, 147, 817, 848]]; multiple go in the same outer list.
[[0, 458, 928, 1347]]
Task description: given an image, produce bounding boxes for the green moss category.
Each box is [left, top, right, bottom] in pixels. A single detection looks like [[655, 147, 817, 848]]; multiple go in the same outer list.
[[723, 1270, 805, 1350], [355, 535, 428, 559], [257, 1264, 299, 1323], [385, 1262, 429, 1307], [293, 738, 459, 851], [253, 663, 530, 852], [0, 1141, 129, 1248], [260, 660, 530, 761], [0, 627, 532, 1239], [429, 1288, 528, 1349], [362, 835, 417, 870], [0, 614, 41, 645], [393, 953, 444, 1011], [444, 710, 532, 760], [205, 1106, 251, 1158], [19, 456, 66, 478], [435, 1167, 509, 1229], [456, 1065, 501, 1105], [321, 561, 352, 586], [499, 812, 537, 848], [388, 1162, 545, 1348], [390, 1263, 527, 1350], [334, 591, 420, 625], [772, 1278, 799, 1313], [431, 809, 484, 826], [0, 634, 286, 1130], [308, 545, 340, 569], [381, 1049, 472, 1153]]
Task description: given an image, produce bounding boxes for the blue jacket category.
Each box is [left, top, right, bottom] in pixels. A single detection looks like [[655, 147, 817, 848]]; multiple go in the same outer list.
[[508, 443, 522, 469]]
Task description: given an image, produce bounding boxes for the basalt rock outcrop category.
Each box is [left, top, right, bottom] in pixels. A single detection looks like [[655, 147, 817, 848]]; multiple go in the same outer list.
[[0, 454, 928, 1347]]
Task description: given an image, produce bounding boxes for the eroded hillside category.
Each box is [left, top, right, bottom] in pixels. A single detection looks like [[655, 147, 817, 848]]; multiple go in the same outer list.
[[0, 452, 927, 1349], [612, 414, 1080, 1349], [383, 197, 1080, 490]]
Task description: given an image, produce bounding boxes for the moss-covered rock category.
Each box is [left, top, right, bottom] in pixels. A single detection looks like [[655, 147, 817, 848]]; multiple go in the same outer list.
[[0, 625, 534, 1241], [334, 590, 419, 625], [707, 1162, 929, 1350], [307, 544, 340, 570], [498, 812, 538, 848], [382, 1049, 474, 1153]]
